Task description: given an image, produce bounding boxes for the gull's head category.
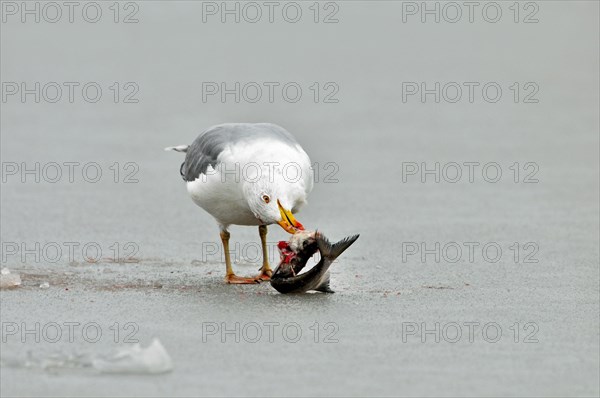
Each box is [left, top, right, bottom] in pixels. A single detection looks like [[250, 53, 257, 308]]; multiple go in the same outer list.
[[246, 180, 305, 234]]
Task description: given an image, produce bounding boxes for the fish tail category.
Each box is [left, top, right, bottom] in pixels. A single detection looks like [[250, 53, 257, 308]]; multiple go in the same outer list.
[[316, 232, 360, 261]]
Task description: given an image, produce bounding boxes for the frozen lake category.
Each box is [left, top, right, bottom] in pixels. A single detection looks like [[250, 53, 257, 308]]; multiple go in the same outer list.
[[1, 1, 599, 396]]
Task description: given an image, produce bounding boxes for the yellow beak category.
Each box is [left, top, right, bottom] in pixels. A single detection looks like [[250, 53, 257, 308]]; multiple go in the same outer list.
[[277, 200, 304, 234]]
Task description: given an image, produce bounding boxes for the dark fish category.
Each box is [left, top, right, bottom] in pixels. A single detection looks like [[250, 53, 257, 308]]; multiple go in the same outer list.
[[270, 232, 359, 294]]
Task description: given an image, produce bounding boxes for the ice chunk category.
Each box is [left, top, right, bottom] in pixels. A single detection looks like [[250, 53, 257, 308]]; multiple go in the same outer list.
[[0, 268, 22, 289], [1, 339, 173, 376], [92, 338, 173, 374]]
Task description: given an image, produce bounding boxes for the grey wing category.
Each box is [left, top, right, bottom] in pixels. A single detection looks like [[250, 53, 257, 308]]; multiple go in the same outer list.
[[181, 123, 298, 182], [181, 125, 233, 182]]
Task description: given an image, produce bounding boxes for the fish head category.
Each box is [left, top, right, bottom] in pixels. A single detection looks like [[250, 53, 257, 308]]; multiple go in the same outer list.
[[272, 231, 318, 278]]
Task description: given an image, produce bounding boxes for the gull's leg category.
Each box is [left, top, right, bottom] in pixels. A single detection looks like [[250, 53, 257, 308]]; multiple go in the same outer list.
[[253, 225, 272, 281], [221, 228, 258, 284]]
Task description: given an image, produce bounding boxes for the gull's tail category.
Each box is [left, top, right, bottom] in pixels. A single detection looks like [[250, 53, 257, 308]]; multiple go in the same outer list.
[[164, 145, 189, 153]]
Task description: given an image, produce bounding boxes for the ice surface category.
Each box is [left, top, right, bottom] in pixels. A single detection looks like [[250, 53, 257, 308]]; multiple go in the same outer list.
[[1, 3, 598, 396]]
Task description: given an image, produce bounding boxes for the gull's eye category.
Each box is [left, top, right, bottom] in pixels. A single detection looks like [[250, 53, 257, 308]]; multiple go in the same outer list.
[[262, 195, 270, 204]]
